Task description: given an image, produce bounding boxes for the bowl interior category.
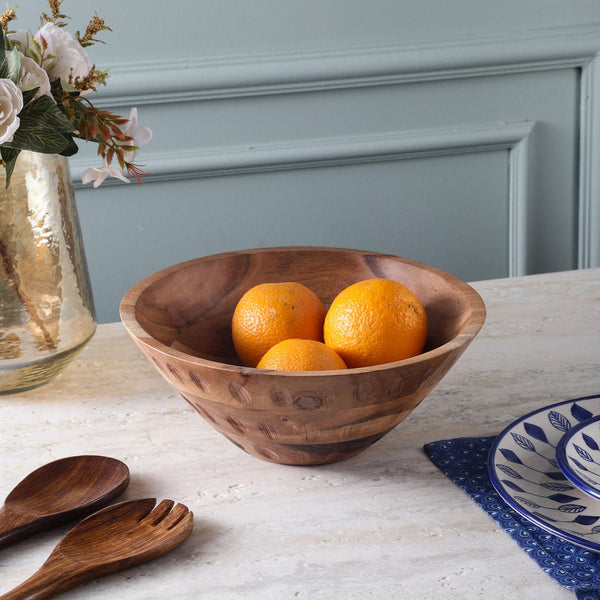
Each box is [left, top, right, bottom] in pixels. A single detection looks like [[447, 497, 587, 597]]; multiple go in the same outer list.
[[127, 247, 482, 366]]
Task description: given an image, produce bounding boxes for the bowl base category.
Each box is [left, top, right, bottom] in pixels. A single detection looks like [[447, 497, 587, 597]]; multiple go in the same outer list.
[[223, 429, 391, 466]]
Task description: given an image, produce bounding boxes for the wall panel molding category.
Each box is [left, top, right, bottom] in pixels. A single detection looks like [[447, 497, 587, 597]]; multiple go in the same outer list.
[[72, 122, 534, 182], [73, 121, 535, 277], [73, 17, 600, 283], [509, 126, 536, 277], [94, 23, 600, 106], [87, 21, 600, 270], [578, 53, 600, 269]]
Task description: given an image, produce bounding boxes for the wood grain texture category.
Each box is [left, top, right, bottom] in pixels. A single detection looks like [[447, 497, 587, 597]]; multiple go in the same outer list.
[[0, 456, 129, 549], [0, 499, 193, 600], [120, 246, 486, 465]]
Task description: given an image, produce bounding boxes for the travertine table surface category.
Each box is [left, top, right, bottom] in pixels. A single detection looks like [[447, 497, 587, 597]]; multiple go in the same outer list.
[[1, 268, 598, 599]]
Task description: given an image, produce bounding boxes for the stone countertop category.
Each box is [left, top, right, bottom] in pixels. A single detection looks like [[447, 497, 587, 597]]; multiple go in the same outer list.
[[0, 268, 599, 599]]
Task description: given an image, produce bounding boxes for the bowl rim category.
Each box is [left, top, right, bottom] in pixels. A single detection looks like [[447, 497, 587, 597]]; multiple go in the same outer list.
[[119, 246, 486, 375]]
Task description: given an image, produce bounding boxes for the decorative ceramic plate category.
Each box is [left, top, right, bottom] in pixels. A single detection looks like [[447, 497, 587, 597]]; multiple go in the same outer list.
[[556, 415, 600, 501], [488, 394, 600, 551]]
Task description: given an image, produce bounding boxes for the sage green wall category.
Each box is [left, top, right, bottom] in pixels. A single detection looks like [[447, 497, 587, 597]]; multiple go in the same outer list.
[[15, 1, 600, 322]]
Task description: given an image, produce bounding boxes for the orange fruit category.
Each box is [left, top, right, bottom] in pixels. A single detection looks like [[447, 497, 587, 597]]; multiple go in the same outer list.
[[257, 338, 347, 371], [323, 278, 427, 368], [232, 282, 326, 367]]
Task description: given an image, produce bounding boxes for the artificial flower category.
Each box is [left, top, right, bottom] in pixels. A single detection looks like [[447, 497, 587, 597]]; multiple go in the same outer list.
[[81, 160, 130, 188], [0, 78, 22, 144], [17, 55, 52, 99], [80, 108, 152, 186], [120, 108, 153, 163], [0, 2, 151, 188], [34, 22, 92, 86]]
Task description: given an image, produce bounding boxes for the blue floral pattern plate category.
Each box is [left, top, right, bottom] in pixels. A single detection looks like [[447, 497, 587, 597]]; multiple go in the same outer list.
[[556, 414, 600, 501], [488, 394, 600, 551]]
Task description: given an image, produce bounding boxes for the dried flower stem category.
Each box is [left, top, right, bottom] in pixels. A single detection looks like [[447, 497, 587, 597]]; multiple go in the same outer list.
[[0, 240, 57, 350], [56, 90, 149, 181], [41, 0, 69, 27], [76, 13, 111, 47], [0, 7, 17, 32], [71, 65, 109, 92]]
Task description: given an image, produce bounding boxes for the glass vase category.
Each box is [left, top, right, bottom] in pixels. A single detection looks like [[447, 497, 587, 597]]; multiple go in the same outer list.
[[0, 151, 96, 394]]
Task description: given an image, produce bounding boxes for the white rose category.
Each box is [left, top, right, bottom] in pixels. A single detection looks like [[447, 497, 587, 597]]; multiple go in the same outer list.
[[17, 55, 52, 99], [34, 22, 91, 85], [0, 79, 23, 144]]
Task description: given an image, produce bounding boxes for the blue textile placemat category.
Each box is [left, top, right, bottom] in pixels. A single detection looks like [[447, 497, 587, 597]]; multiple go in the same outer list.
[[424, 436, 600, 600]]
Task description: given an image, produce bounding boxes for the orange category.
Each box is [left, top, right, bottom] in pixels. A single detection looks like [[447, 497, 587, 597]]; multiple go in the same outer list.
[[232, 282, 326, 367], [257, 338, 347, 371], [323, 278, 427, 368]]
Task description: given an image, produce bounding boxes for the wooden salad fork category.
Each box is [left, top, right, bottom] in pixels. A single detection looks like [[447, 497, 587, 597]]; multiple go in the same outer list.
[[0, 498, 194, 600]]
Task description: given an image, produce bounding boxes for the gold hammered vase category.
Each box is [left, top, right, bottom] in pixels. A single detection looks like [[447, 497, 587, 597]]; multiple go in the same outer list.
[[0, 151, 96, 393]]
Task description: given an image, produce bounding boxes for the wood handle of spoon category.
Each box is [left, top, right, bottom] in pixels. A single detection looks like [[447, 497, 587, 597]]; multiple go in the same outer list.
[[0, 506, 37, 549]]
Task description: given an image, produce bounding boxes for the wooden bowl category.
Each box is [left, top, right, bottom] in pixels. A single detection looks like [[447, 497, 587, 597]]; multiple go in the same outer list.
[[120, 247, 486, 465]]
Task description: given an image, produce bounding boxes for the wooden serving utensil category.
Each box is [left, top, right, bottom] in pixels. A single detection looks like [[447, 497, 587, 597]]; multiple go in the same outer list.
[[0, 455, 130, 548], [0, 498, 194, 600]]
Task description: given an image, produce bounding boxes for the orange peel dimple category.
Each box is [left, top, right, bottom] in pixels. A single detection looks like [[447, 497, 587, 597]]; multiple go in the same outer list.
[[323, 278, 427, 368], [232, 282, 326, 367], [257, 338, 347, 371]]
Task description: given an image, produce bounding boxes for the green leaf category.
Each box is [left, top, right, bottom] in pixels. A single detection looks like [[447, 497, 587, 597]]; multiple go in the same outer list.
[[0, 146, 21, 189], [59, 134, 79, 157], [20, 87, 41, 106], [3, 95, 77, 155], [60, 79, 79, 94], [0, 29, 8, 80], [6, 48, 20, 84]]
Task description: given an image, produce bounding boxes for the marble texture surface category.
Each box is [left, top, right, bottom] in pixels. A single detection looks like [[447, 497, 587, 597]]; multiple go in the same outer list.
[[0, 268, 598, 599]]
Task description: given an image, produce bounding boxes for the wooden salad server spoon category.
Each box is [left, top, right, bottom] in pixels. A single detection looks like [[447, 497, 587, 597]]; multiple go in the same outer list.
[[0, 498, 194, 600], [0, 455, 130, 548]]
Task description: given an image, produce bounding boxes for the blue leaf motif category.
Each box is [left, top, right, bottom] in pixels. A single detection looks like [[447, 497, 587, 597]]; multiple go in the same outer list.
[[548, 493, 580, 504], [573, 515, 600, 526], [548, 411, 571, 433], [499, 449, 523, 464], [541, 482, 575, 491], [511, 432, 536, 452], [572, 458, 592, 472], [515, 495, 541, 509], [575, 444, 595, 463], [545, 471, 568, 481], [524, 422, 549, 444], [592, 525, 600, 534], [502, 480, 526, 492], [572, 403, 594, 423], [583, 432, 600, 451], [496, 464, 522, 479], [558, 504, 587, 513]]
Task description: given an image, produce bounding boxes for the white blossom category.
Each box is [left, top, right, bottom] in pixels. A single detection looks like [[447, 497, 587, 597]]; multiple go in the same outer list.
[[81, 161, 130, 188], [0, 79, 23, 144], [34, 22, 92, 86], [120, 108, 153, 163]]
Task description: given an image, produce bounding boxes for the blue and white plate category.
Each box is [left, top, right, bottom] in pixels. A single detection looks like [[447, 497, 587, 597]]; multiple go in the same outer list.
[[488, 394, 600, 551], [556, 414, 600, 501]]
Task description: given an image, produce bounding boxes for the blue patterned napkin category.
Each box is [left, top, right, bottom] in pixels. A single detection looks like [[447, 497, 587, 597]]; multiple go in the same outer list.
[[424, 436, 600, 600]]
